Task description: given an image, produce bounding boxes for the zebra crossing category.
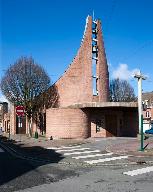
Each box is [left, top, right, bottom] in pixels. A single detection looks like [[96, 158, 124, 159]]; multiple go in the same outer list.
[[84, 155, 128, 165], [123, 166, 153, 176], [47, 144, 153, 177], [47, 145, 128, 164]]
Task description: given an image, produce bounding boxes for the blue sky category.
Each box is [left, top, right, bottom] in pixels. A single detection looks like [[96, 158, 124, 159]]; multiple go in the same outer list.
[[0, 0, 153, 101]]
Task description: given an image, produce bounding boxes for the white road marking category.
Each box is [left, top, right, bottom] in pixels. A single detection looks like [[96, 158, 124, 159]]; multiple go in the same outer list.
[[64, 150, 100, 156], [47, 145, 81, 150], [72, 152, 113, 159], [123, 166, 153, 176], [0, 148, 4, 152], [84, 155, 128, 164], [56, 148, 90, 152]]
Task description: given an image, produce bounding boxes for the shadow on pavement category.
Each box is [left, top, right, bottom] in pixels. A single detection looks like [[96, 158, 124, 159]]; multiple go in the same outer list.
[[0, 135, 64, 187]]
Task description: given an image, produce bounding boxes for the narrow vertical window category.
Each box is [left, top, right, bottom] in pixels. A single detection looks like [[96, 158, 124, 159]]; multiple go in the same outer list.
[[146, 111, 150, 118]]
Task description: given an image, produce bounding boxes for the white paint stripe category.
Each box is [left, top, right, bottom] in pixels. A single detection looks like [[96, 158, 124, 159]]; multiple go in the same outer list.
[[47, 145, 81, 150], [84, 155, 128, 164], [56, 148, 90, 152], [72, 152, 113, 159], [0, 148, 4, 152], [47, 147, 59, 150], [64, 150, 100, 156], [123, 166, 153, 176]]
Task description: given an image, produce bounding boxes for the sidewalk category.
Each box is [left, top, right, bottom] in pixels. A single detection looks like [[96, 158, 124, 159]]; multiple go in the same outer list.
[[2, 133, 89, 148], [0, 133, 90, 162], [107, 136, 153, 156], [1, 133, 153, 157]]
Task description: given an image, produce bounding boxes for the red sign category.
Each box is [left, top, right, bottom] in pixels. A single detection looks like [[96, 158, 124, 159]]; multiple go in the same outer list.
[[16, 106, 25, 116]]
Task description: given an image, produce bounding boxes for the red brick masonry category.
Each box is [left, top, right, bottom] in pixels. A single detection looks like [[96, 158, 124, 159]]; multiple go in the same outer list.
[[45, 16, 138, 139]]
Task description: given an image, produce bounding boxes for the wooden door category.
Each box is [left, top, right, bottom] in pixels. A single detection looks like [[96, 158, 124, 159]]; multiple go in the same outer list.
[[16, 116, 26, 134]]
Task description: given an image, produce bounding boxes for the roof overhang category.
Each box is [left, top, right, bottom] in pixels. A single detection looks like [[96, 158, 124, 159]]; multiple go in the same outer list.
[[69, 102, 138, 108]]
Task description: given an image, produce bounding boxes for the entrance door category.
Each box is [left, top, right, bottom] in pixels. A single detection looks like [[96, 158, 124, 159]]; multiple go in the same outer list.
[[105, 115, 117, 136], [16, 116, 26, 134]]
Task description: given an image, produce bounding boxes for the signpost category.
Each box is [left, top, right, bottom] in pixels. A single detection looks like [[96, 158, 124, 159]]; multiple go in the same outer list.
[[16, 105, 25, 116]]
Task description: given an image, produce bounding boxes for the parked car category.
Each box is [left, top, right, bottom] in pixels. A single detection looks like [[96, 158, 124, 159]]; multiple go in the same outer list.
[[145, 125, 153, 134]]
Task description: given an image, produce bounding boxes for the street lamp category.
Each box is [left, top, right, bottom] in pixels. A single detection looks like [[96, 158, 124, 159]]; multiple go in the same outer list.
[[134, 70, 147, 151]]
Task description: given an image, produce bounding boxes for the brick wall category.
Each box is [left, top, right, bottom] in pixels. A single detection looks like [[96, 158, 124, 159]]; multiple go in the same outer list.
[[44, 16, 110, 139], [151, 108, 153, 121], [10, 104, 16, 134], [122, 110, 138, 137], [90, 108, 138, 137], [54, 16, 109, 107], [91, 109, 106, 137], [55, 16, 93, 107], [96, 20, 109, 102], [46, 108, 90, 139]]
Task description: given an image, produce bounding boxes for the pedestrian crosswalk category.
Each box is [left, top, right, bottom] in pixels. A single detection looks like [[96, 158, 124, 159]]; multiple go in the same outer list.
[[47, 144, 153, 177], [72, 152, 113, 159], [64, 149, 101, 156], [47, 145, 128, 164], [123, 166, 153, 176], [56, 148, 90, 152], [47, 145, 82, 150], [84, 155, 129, 165]]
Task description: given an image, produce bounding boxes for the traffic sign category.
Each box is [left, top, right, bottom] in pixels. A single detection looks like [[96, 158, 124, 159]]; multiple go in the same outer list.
[[16, 105, 25, 116]]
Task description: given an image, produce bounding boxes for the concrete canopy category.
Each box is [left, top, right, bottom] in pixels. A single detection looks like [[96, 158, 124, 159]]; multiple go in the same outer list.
[[69, 102, 138, 109]]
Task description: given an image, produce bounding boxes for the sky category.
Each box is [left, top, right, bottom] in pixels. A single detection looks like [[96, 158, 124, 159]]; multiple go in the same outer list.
[[0, 0, 153, 102]]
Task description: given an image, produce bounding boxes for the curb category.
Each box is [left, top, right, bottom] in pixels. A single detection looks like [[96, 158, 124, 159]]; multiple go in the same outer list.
[[2, 134, 90, 148], [0, 141, 58, 164], [1, 141, 153, 168]]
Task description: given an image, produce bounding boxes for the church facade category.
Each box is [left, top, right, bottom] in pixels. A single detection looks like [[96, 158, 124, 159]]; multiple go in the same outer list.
[[45, 16, 138, 139], [8, 16, 138, 138]]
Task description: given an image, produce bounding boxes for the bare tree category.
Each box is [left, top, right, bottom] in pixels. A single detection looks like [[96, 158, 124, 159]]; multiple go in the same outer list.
[[33, 84, 59, 135], [109, 78, 136, 102], [0, 56, 58, 135]]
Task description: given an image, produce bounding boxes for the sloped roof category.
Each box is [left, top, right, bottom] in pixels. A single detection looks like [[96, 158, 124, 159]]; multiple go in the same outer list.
[[142, 92, 153, 101]]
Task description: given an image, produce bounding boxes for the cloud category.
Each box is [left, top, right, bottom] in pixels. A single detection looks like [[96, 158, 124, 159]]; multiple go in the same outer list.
[[112, 64, 140, 80]]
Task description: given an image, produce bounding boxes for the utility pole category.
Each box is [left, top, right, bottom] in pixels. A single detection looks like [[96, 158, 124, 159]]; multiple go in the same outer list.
[[134, 70, 146, 151]]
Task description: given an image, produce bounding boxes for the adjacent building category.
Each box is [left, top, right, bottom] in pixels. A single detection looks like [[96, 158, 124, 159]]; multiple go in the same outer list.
[[142, 92, 153, 132], [0, 102, 9, 131]]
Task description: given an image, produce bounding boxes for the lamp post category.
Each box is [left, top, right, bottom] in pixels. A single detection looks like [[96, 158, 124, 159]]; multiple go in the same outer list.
[[134, 70, 146, 151]]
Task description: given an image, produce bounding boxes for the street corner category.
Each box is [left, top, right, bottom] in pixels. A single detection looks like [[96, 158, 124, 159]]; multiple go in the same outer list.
[[104, 141, 153, 165], [112, 148, 153, 166], [127, 148, 153, 157]]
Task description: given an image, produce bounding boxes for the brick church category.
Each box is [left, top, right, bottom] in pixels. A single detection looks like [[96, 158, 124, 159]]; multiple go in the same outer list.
[[9, 15, 138, 138]]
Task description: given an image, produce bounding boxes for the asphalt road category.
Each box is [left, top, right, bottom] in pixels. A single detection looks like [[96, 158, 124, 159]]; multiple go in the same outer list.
[[1, 137, 153, 192], [18, 165, 153, 192], [0, 143, 79, 192]]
